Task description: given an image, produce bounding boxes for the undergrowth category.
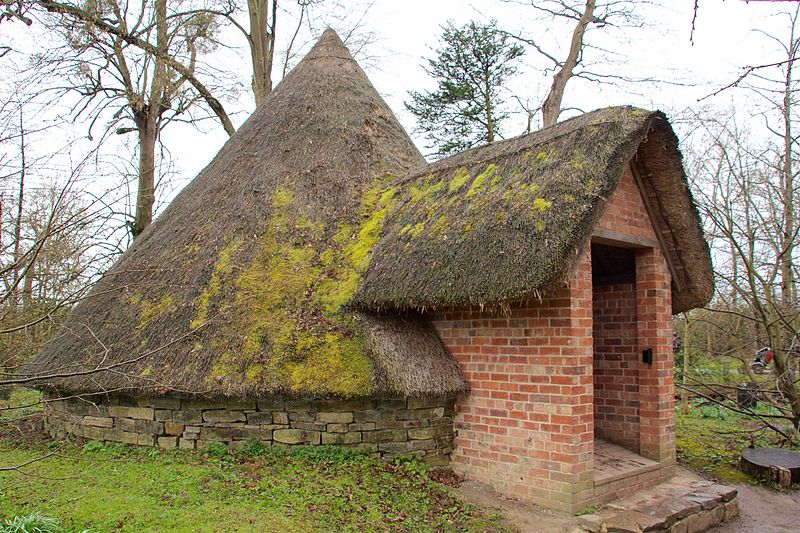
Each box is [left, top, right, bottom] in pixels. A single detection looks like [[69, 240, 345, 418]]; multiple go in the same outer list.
[[676, 398, 800, 486]]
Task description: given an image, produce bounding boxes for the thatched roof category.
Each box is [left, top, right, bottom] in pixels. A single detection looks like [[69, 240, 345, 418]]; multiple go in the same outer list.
[[27, 29, 468, 399], [353, 107, 713, 314], [28, 33, 710, 400]]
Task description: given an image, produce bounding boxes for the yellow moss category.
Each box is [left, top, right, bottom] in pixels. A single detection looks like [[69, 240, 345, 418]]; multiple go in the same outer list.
[[378, 187, 397, 206], [569, 152, 588, 170], [140, 366, 152, 377], [318, 271, 361, 315], [137, 294, 175, 331], [190, 236, 242, 330], [533, 147, 557, 165], [536, 220, 546, 231], [406, 222, 426, 238], [464, 223, 472, 233], [429, 215, 449, 236], [348, 208, 387, 270], [272, 188, 294, 209], [489, 172, 503, 192], [205, 177, 396, 397], [449, 167, 471, 192], [532, 198, 553, 212], [297, 215, 325, 236], [245, 365, 264, 382], [319, 248, 334, 267], [285, 332, 372, 396], [410, 174, 446, 202], [186, 242, 201, 255], [468, 164, 497, 197], [129, 294, 142, 306], [563, 194, 575, 203]]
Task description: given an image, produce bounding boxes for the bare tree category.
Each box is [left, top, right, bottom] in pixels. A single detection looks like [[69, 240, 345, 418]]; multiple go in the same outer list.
[[26, 0, 236, 238], [686, 108, 800, 438], [502, 0, 644, 127]]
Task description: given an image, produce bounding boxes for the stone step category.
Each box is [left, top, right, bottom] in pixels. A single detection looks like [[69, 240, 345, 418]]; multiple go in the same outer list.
[[578, 474, 738, 533]]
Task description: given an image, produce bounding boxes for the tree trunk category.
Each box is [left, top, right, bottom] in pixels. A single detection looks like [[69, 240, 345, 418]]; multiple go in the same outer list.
[[131, 111, 157, 239], [781, 59, 796, 309], [248, 0, 276, 104], [682, 312, 691, 415], [483, 77, 494, 143], [131, 0, 168, 239], [11, 110, 25, 308], [541, 0, 596, 128]]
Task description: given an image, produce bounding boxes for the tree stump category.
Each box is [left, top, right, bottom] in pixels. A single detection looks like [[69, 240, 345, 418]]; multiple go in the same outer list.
[[741, 448, 800, 486]]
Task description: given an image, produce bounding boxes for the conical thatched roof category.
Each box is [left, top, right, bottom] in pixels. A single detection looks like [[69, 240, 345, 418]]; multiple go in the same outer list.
[[353, 107, 713, 314], [29, 29, 468, 399]]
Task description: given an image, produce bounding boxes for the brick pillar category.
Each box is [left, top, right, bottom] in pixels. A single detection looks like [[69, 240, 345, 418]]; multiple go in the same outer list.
[[635, 247, 675, 463], [560, 247, 596, 508]]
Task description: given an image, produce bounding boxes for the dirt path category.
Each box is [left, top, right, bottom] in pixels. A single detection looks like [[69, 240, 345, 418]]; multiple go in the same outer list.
[[710, 483, 800, 533], [454, 470, 800, 533], [453, 480, 582, 533]]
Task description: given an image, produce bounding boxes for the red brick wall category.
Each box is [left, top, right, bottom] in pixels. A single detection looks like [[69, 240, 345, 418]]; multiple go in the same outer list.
[[595, 168, 659, 241], [432, 251, 594, 511], [592, 283, 640, 451], [635, 246, 675, 463], [597, 167, 674, 462]]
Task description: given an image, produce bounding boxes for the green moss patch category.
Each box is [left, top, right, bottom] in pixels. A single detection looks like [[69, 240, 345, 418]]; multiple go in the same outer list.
[[676, 400, 800, 485], [195, 178, 400, 397]]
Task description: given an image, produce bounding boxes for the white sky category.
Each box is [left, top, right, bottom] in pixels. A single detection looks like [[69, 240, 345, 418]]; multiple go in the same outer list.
[[3, 0, 800, 215], [163, 1, 800, 178]]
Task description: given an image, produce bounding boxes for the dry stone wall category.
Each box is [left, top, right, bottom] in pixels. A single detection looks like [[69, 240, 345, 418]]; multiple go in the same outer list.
[[44, 394, 456, 465]]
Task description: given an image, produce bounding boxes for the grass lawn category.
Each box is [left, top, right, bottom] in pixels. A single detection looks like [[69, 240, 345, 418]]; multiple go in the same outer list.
[[676, 399, 800, 485], [0, 390, 504, 533]]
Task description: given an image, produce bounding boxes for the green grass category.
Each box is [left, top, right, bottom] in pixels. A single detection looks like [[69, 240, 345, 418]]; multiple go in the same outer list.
[[0, 388, 43, 421], [676, 399, 800, 485], [0, 436, 504, 532]]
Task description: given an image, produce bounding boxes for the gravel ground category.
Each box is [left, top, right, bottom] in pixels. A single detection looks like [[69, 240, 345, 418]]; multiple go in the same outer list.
[[710, 483, 800, 533]]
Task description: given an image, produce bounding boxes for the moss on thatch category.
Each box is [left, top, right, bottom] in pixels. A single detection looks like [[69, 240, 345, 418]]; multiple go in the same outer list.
[[353, 106, 713, 313], [26, 29, 468, 399]]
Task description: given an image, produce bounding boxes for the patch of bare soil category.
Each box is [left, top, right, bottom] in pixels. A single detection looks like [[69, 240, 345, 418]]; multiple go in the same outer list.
[[0, 413, 48, 443], [429, 467, 463, 487], [452, 479, 583, 533], [710, 483, 800, 533]]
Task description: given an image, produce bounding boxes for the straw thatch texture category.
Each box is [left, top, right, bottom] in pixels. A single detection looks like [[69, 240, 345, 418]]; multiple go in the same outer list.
[[353, 107, 712, 313], [28, 29, 468, 398]]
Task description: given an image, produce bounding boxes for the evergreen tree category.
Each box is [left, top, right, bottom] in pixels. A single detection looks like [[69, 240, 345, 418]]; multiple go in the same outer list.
[[406, 20, 524, 158]]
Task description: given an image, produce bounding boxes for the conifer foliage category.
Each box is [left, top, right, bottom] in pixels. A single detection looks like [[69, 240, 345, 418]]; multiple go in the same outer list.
[[406, 20, 524, 158]]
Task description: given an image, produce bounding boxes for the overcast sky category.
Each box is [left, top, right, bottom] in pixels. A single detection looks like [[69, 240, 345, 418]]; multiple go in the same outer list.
[[160, 0, 800, 178], [3, 0, 799, 213]]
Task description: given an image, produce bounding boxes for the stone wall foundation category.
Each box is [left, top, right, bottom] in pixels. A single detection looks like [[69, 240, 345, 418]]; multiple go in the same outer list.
[[45, 394, 456, 465]]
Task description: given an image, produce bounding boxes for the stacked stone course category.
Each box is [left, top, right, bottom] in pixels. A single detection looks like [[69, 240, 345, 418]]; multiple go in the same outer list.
[[45, 394, 456, 464]]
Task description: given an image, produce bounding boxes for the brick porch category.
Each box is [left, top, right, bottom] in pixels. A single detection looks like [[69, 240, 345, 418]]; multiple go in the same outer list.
[[431, 166, 676, 512]]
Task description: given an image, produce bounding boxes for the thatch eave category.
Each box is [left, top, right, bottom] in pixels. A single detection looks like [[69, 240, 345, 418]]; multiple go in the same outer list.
[[353, 106, 713, 314]]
